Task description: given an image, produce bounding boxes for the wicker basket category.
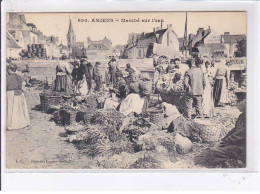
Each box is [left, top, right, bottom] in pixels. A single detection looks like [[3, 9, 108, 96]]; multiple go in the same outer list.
[[40, 94, 64, 113], [194, 119, 221, 143], [148, 108, 164, 126], [82, 108, 97, 124], [160, 92, 185, 112], [59, 107, 78, 126], [53, 110, 63, 125]]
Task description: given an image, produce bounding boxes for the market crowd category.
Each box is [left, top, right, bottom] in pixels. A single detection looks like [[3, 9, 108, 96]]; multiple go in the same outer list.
[[6, 54, 246, 168]]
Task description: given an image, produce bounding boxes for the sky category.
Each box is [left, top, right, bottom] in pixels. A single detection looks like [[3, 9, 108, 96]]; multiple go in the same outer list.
[[7, 12, 247, 46]]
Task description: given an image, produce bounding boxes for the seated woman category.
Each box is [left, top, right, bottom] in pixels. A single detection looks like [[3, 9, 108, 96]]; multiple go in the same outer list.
[[103, 77, 128, 110], [162, 102, 201, 142], [128, 73, 141, 94], [139, 73, 152, 112], [119, 73, 152, 116]]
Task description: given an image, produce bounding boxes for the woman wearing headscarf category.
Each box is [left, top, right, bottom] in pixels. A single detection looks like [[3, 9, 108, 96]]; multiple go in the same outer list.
[[119, 73, 152, 116], [54, 55, 73, 94], [6, 63, 30, 130], [213, 60, 230, 107]]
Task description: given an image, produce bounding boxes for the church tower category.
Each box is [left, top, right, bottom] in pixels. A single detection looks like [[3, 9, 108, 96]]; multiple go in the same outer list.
[[67, 18, 76, 51]]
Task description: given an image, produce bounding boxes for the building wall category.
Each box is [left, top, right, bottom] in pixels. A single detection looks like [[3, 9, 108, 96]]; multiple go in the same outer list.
[[30, 32, 39, 44], [204, 31, 221, 44], [161, 29, 179, 51], [85, 49, 113, 60]]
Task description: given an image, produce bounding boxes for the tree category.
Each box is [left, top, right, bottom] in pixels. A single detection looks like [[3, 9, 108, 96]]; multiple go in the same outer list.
[[234, 38, 246, 57]]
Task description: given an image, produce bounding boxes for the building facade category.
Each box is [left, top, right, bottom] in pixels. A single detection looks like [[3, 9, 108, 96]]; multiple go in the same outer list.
[[85, 37, 113, 59], [124, 24, 179, 59], [7, 13, 60, 59], [187, 27, 246, 58]]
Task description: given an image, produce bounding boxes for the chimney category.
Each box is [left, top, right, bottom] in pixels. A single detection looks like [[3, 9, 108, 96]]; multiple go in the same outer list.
[[167, 24, 172, 30], [224, 32, 230, 36], [9, 13, 17, 21]]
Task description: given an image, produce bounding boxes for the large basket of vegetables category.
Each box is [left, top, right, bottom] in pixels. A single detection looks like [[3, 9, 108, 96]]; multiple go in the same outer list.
[[39, 91, 64, 113]]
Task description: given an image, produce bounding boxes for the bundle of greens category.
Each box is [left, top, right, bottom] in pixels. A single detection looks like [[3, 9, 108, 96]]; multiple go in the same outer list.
[[90, 110, 125, 131], [137, 130, 176, 153]]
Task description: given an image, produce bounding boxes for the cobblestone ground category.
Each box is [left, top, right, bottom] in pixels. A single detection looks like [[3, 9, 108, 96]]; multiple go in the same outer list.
[[5, 88, 241, 169]]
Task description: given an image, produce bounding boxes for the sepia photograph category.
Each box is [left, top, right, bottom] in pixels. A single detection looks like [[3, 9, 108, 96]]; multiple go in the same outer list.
[[5, 11, 247, 170]]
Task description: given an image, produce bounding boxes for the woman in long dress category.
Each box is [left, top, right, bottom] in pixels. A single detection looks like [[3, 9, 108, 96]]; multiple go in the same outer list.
[[202, 61, 215, 118], [6, 63, 30, 130], [213, 60, 230, 107], [54, 56, 73, 94]]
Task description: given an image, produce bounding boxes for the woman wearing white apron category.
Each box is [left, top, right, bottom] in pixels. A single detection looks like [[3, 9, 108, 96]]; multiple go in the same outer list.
[[201, 61, 215, 118], [6, 64, 30, 130]]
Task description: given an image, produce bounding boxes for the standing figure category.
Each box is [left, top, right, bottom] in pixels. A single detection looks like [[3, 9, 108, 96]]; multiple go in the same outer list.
[[6, 63, 30, 130], [54, 55, 72, 94], [125, 63, 135, 83], [201, 61, 215, 118], [109, 58, 117, 86], [75, 57, 88, 96], [71, 60, 80, 94], [81, 57, 94, 94], [93, 61, 102, 92], [213, 61, 230, 107], [183, 58, 205, 119]]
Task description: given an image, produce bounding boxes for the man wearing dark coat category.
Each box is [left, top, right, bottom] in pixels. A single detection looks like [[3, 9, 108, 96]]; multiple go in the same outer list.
[[93, 61, 102, 91], [80, 56, 94, 93], [184, 58, 206, 119]]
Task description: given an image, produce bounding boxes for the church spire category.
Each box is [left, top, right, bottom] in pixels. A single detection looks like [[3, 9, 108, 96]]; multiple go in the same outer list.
[[67, 17, 76, 51], [68, 18, 74, 35]]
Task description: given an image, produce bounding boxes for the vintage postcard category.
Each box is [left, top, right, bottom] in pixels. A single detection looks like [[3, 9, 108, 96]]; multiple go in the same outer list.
[[5, 11, 247, 169]]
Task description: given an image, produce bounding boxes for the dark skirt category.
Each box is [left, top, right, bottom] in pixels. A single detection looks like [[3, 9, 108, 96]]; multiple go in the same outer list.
[[54, 75, 72, 94], [213, 79, 223, 107]]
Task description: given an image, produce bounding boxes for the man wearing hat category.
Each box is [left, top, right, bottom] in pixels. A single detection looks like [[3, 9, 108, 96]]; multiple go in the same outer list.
[[184, 58, 206, 119], [80, 56, 94, 94], [194, 91, 246, 168]]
